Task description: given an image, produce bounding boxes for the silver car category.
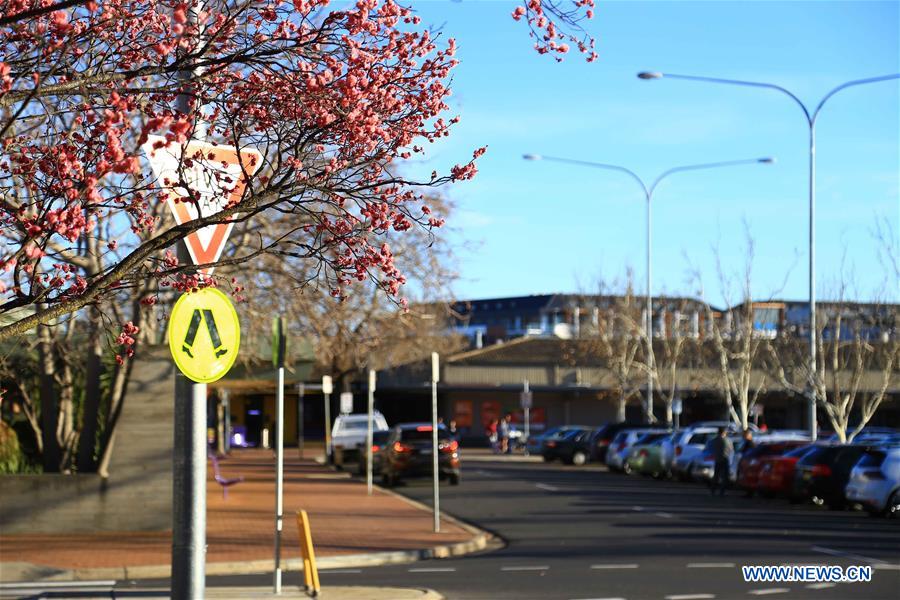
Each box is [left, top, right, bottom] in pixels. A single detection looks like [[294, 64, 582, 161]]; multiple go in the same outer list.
[[845, 446, 900, 517]]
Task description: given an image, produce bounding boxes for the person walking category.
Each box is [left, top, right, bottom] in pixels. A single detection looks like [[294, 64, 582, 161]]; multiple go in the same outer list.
[[709, 427, 733, 497], [486, 419, 499, 453], [499, 414, 511, 454]]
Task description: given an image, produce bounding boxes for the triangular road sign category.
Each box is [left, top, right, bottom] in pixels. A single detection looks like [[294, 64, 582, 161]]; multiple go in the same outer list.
[[142, 135, 263, 275]]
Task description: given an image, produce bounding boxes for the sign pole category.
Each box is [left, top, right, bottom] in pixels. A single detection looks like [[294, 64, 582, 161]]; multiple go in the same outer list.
[[322, 376, 333, 464], [273, 316, 286, 594], [524, 379, 531, 442], [431, 352, 440, 533], [297, 383, 305, 459], [366, 369, 376, 496]]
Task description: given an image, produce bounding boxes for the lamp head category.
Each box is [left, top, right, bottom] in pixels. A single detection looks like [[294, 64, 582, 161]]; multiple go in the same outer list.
[[758, 157, 776, 164], [522, 154, 542, 161], [637, 71, 663, 80]]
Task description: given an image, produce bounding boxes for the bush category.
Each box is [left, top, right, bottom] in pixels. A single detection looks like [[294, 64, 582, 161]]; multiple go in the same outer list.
[[0, 420, 21, 474]]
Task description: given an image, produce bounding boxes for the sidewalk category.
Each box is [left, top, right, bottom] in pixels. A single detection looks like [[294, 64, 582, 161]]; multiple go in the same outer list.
[[0, 449, 491, 583]]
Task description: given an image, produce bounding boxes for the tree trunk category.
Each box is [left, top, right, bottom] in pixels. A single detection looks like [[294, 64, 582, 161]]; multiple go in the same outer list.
[[77, 309, 103, 472], [38, 320, 60, 472]]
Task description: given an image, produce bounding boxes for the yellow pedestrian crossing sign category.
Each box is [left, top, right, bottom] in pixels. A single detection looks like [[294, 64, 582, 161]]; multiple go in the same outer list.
[[168, 288, 240, 383]]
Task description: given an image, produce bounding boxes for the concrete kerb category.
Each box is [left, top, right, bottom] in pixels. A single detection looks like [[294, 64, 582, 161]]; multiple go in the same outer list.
[[1, 483, 501, 583]]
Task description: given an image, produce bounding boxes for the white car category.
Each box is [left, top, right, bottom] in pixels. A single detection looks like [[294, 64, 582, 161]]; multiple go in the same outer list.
[[331, 411, 389, 464], [845, 446, 900, 517], [606, 428, 668, 472], [671, 428, 721, 479]]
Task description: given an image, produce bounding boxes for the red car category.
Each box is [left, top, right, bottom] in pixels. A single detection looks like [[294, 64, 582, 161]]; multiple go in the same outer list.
[[737, 441, 809, 496], [757, 444, 814, 497]]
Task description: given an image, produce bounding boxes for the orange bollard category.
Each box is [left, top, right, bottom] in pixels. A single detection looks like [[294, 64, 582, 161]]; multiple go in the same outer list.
[[296, 509, 320, 597]]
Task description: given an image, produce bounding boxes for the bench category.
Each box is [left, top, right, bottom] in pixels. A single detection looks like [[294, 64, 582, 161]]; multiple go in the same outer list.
[[208, 452, 244, 499]]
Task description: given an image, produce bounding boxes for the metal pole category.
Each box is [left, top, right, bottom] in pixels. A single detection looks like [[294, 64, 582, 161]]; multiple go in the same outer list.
[[646, 193, 654, 424], [172, 7, 207, 593], [323, 392, 332, 463], [523, 379, 530, 442], [273, 366, 285, 593], [297, 383, 305, 459], [366, 369, 375, 496], [431, 353, 440, 533], [223, 388, 231, 454], [808, 124, 817, 442]]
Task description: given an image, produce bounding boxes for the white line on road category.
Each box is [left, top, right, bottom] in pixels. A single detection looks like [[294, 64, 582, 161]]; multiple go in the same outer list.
[[632, 506, 644, 511], [408, 567, 457, 572], [873, 564, 900, 571], [318, 569, 362, 574], [569, 597, 627, 600], [664, 594, 715, 600], [591, 564, 639, 570], [805, 583, 836, 590], [535, 483, 561, 492], [501, 565, 551, 571], [748, 589, 790, 596], [811, 545, 887, 565], [687, 563, 735, 568], [655, 511, 675, 518]]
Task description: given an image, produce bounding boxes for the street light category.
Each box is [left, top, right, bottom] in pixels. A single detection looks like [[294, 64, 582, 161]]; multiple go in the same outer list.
[[523, 153, 774, 425], [638, 70, 900, 440]]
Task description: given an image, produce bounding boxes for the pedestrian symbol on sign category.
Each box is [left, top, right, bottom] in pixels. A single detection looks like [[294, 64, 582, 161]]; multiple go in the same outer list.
[[168, 288, 240, 383]]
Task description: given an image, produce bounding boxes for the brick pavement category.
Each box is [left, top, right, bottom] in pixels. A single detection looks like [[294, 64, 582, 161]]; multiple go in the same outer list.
[[0, 449, 471, 572]]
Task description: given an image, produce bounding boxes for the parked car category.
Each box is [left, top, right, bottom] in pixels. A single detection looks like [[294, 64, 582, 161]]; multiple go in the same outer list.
[[689, 432, 743, 483], [355, 430, 391, 476], [542, 427, 591, 463], [736, 440, 810, 495], [606, 428, 668, 472], [546, 426, 628, 466], [757, 444, 816, 498], [332, 411, 389, 466], [625, 432, 674, 478], [670, 428, 720, 480], [792, 444, 872, 509], [591, 422, 642, 463], [526, 426, 575, 455], [380, 423, 460, 486], [845, 446, 900, 517], [730, 431, 811, 482]]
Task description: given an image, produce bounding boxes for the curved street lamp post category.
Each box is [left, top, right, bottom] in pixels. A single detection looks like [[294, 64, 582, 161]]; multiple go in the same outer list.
[[523, 154, 774, 425], [638, 71, 900, 440]]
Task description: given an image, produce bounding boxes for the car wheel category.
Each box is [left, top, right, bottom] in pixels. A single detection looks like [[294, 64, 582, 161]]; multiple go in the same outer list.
[[381, 472, 394, 487], [622, 462, 632, 475], [572, 451, 588, 466], [543, 455, 554, 462], [886, 490, 900, 518], [449, 473, 460, 486]]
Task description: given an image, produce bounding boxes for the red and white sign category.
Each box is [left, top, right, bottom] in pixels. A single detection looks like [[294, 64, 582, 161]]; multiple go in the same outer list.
[[142, 135, 263, 274]]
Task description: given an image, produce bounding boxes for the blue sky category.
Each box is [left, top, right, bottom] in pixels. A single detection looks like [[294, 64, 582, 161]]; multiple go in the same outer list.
[[402, 0, 899, 307]]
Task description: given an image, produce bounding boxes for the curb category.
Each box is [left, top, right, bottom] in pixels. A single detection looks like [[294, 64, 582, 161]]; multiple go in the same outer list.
[[1, 486, 501, 584]]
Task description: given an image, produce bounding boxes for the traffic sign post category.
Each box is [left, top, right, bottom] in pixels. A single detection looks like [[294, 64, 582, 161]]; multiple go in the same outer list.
[[366, 369, 376, 496], [431, 352, 440, 533], [146, 131, 256, 599], [521, 380, 532, 445], [322, 376, 333, 463], [272, 316, 286, 594], [340, 392, 353, 414]]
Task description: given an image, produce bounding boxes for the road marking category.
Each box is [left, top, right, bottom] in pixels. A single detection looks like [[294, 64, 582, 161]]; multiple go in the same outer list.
[[655, 511, 675, 518], [665, 594, 715, 600], [805, 583, 835, 590], [0, 581, 117, 589], [811, 545, 887, 565], [632, 506, 644, 511], [873, 564, 900, 571], [318, 569, 362, 574], [591, 564, 639, 570], [408, 567, 457, 572], [569, 598, 627, 600], [687, 563, 735, 568], [535, 483, 560, 492], [501, 565, 551, 571], [748, 589, 790, 596]]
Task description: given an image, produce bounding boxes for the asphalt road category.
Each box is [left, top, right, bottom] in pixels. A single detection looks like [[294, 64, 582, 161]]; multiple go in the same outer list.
[[190, 459, 899, 599]]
